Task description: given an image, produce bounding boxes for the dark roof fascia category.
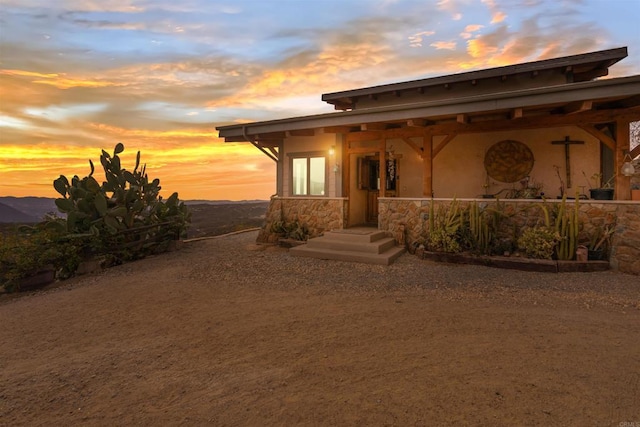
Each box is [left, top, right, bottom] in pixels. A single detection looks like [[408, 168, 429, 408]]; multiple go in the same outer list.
[[321, 46, 628, 105], [216, 74, 640, 138]]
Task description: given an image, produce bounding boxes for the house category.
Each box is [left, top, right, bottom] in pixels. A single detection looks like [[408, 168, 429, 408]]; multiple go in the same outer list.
[[217, 47, 640, 273]]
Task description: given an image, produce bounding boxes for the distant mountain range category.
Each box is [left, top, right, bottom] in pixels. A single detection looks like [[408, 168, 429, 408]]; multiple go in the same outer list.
[[0, 197, 269, 224], [0, 197, 58, 223]]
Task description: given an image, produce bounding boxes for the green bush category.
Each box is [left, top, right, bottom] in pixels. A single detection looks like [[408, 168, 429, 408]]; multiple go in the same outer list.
[[517, 226, 560, 259], [0, 224, 81, 292]]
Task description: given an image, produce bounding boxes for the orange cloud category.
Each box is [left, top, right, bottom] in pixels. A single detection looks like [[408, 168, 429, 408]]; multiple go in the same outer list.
[[481, 0, 507, 24], [461, 24, 485, 39], [206, 42, 392, 111], [0, 69, 121, 89], [430, 41, 457, 50], [408, 31, 436, 48], [466, 38, 498, 59]]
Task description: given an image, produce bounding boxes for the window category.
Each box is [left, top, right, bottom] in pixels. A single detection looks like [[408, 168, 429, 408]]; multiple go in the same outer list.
[[290, 153, 327, 196]]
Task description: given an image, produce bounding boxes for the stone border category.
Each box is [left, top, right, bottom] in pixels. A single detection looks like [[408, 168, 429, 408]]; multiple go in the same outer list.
[[419, 250, 610, 273]]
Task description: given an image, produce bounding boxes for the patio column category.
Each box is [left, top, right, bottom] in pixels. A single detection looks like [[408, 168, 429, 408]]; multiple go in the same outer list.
[[379, 139, 386, 198], [423, 131, 433, 197], [615, 118, 631, 200]]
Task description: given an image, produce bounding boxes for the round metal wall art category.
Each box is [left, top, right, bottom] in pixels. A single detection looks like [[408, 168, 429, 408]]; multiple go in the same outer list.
[[484, 140, 534, 183]]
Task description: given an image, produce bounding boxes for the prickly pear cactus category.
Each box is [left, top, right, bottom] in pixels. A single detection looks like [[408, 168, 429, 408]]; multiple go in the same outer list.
[[53, 143, 190, 258]]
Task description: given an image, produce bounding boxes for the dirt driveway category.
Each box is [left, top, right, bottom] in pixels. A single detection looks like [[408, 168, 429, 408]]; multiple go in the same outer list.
[[1, 231, 639, 426]]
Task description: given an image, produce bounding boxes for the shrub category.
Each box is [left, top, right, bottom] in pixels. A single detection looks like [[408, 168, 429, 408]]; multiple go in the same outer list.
[[517, 226, 560, 259], [271, 220, 309, 241]]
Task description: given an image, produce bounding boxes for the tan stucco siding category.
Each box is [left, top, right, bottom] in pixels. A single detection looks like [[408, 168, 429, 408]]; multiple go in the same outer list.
[[426, 126, 600, 199]]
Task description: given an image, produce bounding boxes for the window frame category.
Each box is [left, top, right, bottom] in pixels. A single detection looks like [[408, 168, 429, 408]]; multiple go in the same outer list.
[[288, 151, 329, 197]]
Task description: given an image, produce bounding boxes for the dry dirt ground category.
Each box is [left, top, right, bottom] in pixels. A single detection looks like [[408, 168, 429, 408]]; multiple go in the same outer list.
[[1, 230, 639, 426]]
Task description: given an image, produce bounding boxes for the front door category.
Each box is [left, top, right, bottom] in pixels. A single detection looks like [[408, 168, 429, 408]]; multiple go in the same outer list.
[[358, 156, 397, 224]]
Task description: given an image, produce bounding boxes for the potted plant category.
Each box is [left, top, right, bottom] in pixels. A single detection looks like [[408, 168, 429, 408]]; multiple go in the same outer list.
[[588, 224, 614, 261], [583, 172, 615, 200], [632, 184, 640, 201]]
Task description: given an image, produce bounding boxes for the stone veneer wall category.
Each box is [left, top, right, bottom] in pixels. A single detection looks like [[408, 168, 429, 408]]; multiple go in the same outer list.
[[379, 198, 640, 275], [257, 197, 348, 243]]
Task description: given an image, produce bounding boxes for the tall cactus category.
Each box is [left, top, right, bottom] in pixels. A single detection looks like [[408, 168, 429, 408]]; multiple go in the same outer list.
[[554, 194, 580, 260], [468, 201, 492, 255]]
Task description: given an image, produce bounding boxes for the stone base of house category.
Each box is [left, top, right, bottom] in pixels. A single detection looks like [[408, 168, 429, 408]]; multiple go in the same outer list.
[[257, 197, 347, 243], [381, 198, 640, 276], [255, 196, 639, 275]]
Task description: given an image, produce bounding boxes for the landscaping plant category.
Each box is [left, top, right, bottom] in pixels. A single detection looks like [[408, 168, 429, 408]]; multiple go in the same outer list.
[[52, 143, 190, 262], [1, 143, 191, 292]]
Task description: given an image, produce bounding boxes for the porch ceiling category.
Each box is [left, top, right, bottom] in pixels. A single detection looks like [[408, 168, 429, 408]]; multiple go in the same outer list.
[[217, 75, 640, 144]]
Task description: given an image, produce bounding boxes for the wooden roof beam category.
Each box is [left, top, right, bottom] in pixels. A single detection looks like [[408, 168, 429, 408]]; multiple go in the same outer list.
[[575, 68, 609, 81], [564, 100, 593, 115], [323, 125, 354, 134], [402, 137, 424, 157], [255, 131, 285, 140], [577, 124, 616, 151], [433, 134, 457, 158], [406, 119, 433, 127], [286, 129, 315, 137], [511, 107, 524, 120], [361, 123, 387, 131], [333, 101, 352, 111]]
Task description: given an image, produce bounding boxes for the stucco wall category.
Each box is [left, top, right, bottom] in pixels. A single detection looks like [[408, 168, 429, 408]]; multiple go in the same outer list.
[[379, 198, 640, 275], [435, 126, 600, 199], [337, 125, 601, 200]]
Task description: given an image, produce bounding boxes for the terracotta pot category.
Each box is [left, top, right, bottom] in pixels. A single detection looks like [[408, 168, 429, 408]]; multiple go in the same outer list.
[[632, 189, 640, 201]]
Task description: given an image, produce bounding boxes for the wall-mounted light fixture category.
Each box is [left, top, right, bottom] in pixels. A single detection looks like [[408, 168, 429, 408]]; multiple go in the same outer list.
[[329, 146, 336, 156], [621, 151, 636, 177]]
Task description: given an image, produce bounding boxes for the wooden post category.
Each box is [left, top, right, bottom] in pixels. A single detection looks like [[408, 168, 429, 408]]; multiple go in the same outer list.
[[379, 140, 386, 198], [341, 136, 349, 198], [423, 131, 433, 197], [615, 118, 631, 200], [551, 136, 584, 189]]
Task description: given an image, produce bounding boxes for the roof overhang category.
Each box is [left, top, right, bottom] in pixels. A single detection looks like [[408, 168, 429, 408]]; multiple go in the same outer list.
[[321, 47, 628, 110], [217, 75, 640, 142]]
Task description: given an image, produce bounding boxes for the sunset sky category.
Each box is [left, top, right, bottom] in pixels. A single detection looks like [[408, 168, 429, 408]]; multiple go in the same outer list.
[[1, 0, 639, 201]]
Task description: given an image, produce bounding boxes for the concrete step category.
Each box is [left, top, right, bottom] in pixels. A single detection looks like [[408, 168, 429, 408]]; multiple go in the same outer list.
[[321, 229, 389, 243], [305, 235, 396, 254], [290, 227, 405, 265], [290, 245, 406, 266]]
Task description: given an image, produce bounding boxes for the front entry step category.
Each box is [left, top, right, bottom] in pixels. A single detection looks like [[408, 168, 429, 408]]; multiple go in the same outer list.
[[290, 228, 405, 265]]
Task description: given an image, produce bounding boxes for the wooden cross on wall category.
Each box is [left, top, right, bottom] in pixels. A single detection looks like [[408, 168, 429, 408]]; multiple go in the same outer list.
[[551, 135, 584, 188]]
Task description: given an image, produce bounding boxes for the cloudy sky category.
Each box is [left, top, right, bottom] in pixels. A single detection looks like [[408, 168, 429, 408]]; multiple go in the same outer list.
[[1, 0, 639, 200]]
